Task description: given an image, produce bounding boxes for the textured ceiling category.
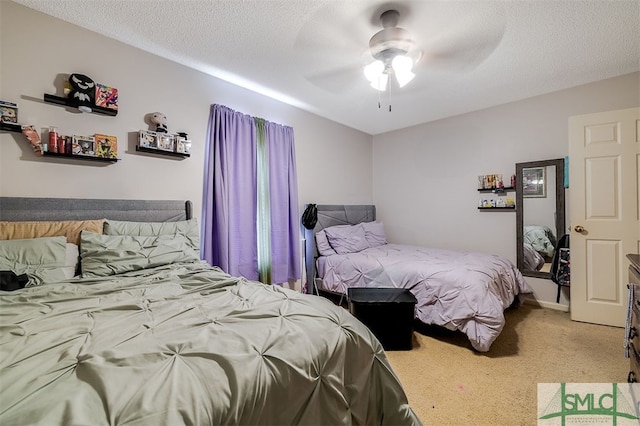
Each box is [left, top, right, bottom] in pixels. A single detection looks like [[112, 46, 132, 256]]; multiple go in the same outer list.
[[12, 0, 640, 135]]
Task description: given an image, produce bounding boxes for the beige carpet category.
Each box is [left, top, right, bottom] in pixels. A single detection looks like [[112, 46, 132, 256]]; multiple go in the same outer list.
[[385, 303, 628, 425]]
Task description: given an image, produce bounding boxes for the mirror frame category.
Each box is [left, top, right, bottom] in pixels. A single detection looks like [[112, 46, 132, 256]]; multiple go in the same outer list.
[[516, 158, 566, 279]]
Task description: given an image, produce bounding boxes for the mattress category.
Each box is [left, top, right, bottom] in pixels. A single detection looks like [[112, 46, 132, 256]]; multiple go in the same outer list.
[[317, 244, 532, 352]]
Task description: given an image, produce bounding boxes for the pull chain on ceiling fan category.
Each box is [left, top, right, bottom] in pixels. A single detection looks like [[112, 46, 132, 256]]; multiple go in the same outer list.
[[364, 9, 418, 92]]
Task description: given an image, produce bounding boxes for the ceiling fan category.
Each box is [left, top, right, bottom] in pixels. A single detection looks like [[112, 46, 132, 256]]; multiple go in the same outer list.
[[295, 2, 506, 95], [363, 9, 422, 91]]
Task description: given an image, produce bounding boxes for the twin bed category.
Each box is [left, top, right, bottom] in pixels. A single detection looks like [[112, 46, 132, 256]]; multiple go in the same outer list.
[[304, 205, 532, 353], [0, 197, 420, 426]]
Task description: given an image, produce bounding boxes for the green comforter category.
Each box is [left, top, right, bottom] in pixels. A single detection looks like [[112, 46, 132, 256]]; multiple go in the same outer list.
[[0, 261, 420, 425]]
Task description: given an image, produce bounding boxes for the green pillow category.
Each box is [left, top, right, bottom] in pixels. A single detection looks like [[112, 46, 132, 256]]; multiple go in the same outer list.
[[80, 231, 200, 277], [103, 219, 199, 252], [0, 236, 69, 286]]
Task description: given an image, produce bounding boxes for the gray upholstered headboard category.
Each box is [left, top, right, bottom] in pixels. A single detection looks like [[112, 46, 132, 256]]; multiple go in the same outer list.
[[303, 204, 375, 293], [0, 197, 192, 222]]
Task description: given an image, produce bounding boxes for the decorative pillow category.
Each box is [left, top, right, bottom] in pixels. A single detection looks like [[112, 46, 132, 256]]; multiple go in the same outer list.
[[103, 219, 199, 252], [362, 221, 387, 247], [0, 236, 69, 286], [0, 219, 105, 245], [324, 224, 370, 255], [315, 230, 337, 256], [80, 231, 200, 277]]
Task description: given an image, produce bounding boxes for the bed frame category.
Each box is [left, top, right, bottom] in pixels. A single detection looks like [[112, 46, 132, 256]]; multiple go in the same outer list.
[[0, 197, 192, 222], [303, 204, 375, 297]]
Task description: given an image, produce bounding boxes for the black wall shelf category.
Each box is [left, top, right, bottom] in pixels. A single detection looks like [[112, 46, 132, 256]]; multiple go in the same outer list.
[[1, 122, 22, 132], [136, 145, 190, 158], [478, 186, 515, 194], [43, 94, 118, 116], [478, 206, 516, 210], [43, 151, 119, 163]]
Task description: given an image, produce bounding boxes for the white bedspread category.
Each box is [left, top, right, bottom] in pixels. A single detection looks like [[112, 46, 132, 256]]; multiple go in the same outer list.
[[318, 244, 532, 352]]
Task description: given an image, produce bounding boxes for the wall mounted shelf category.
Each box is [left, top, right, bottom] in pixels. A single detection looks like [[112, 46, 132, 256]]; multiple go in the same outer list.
[[135, 145, 190, 158], [478, 206, 516, 210], [1, 122, 22, 132], [478, 187, 515, 194], [43, 94, 118, 116], [42, 151, 119, 163]]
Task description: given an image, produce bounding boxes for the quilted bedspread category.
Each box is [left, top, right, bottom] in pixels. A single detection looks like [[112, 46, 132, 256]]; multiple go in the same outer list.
[[0, 261, 420, 425], [318, 244, 532, 352]]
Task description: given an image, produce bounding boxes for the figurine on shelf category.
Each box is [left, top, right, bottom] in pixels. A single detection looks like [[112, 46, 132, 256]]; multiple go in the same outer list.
[[151, 112, 168, 133], [21, 125, 43, 156], [67, 73, 96, 113], [95, 83, 118, 111], [0, 100, 18, 124]]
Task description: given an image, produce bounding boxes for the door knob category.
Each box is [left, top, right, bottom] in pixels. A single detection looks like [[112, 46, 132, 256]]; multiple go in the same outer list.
[[574, 225, 585, 233]]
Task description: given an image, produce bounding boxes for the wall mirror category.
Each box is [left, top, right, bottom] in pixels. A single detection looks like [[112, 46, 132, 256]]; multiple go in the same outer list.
[[516, 158, 566, 279]]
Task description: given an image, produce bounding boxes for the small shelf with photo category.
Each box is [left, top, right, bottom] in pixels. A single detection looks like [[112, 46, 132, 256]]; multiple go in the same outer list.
[[136, 130, 191, 159], [42, 132, 120, 163]]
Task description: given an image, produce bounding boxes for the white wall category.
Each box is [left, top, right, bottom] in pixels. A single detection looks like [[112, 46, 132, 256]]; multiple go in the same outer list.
[[373, 72, 640, 306], [0, 1, 373, 223]]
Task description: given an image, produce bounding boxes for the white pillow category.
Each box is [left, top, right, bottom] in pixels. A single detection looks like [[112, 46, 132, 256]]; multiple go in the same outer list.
[[324, 224, 370, 254], [315, 230, 337, 256], [361, 221, 387, 247]]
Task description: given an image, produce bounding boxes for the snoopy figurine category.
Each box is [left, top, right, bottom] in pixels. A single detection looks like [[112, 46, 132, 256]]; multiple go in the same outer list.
[[151, 112, 168, 133]]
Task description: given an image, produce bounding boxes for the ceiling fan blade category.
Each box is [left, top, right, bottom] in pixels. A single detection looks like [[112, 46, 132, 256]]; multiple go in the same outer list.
[[410, 2, 507, 72], [418, 28, 505, 72], [292, 3, 381, 93], [294, 3, 373, 56], [304, 64, 363, 94]]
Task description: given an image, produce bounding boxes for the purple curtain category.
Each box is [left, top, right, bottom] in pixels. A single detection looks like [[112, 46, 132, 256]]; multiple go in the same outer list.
[[265, 121, 300, 283], [202, 105, 258, 279], [202, 104, 300, 283]]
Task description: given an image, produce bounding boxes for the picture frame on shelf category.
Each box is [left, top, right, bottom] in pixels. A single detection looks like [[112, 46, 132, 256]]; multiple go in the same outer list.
[[73, 136, 96, 156], [176, 137, 191, 154], [0, 100, 18, 124], [139, 130, 158, 149], [95, 83, 118, 111], [158, 133, 175, 152], [523, 166, 546, 198], [94, 133, 118, 159]]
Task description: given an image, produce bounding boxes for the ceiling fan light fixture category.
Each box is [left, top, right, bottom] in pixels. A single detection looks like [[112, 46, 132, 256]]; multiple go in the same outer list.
[[391, 55, 415, 88], [364, 60, 388, 91], [365, 10, 417, 92], [364, 60, 384, 81]]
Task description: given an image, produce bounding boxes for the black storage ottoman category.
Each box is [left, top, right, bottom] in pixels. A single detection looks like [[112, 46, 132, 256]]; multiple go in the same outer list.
[[347, 287, 417, 351]]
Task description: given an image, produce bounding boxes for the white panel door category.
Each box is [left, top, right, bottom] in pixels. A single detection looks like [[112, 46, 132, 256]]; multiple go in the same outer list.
[[569, 107, 640, 326]]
